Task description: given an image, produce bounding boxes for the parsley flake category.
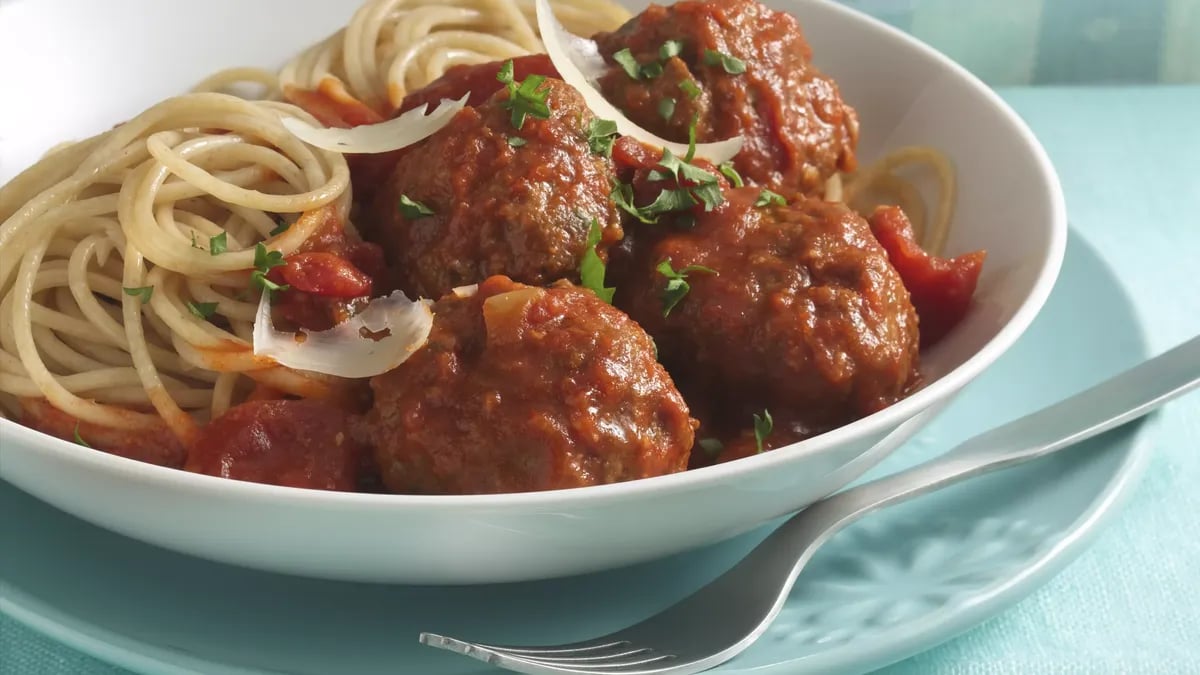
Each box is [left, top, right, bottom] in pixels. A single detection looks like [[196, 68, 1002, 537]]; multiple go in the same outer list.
[[73, 422, 91, 448], [209, 232, 228, 256], [660, 40, 684, 60], [658, 97, 676, 121], [269, 215, 290, 237], [718, 161, 744, 187], [679, 79, 701, 100], [640, 61, 664, 79], [250, 243, 289, 295], [685, 115, 699, 162], [587, 119, 619, 157], [703, 49, 747, 74], [496, 60, 551, 129], [580, 219, 615, 303], [753, 409, 774, 453], [398, 194, 434, 219], [612, 182, 657, 224], [187, 301, 219, 320], [755, 189, 787, 207], [656, 259, 717, 316], [698, 437, 724, 457], [122, 285, 153, 304], [507, 135, 528, 148], [612, 48, 641, 79]]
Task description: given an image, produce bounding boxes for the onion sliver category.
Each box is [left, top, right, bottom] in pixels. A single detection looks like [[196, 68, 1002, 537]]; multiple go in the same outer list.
[[253, 291, 433, 379], [280, 95, 469, 154], [535, 0, 743, 164]]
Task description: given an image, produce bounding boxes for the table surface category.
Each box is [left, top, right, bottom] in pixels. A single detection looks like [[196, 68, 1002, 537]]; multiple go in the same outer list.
[[2, 85, 1198, 674]]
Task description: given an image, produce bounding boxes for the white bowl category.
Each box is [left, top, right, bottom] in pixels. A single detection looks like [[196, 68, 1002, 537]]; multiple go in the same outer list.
[[0, 0, 1065, 584]]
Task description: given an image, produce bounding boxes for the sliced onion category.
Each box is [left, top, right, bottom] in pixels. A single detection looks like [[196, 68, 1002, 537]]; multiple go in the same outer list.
[[253, 291, 433, 379], [535, 0, 743, 164], [280, 94, 469, 154]]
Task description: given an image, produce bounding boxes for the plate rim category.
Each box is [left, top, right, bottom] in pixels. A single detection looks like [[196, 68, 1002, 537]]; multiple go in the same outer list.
[[0, 227, 1158, 675]]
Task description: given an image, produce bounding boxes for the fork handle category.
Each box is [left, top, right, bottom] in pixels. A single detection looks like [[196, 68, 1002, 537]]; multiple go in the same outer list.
[[777, 333, 1200, 562]]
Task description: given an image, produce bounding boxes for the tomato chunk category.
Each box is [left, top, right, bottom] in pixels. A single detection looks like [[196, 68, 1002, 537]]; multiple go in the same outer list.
[[868, 206, 986, 348], [276, 252, 373, 298], [184, 399, 364, 491]]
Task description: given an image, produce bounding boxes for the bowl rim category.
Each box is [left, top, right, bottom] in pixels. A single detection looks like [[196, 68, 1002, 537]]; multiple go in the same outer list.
[[0, 0, 1068, 511]]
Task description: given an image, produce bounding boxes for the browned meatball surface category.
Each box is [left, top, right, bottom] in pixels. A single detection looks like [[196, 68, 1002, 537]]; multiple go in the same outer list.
[[368, 77, 622, 299], [360, 276, 697, 494], [593, 0, 858, 195], [615, 187, 919, 443]]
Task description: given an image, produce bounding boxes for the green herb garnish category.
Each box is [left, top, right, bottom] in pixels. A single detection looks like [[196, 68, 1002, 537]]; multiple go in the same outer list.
[[209, 232, 227, 256], [659, 40, 684, 60], [612, 182, 656, 224], [658, 97, 676, 121], [698, 437, 724, 457], [685, 115, 699, 162], [587, 119, 619, 157], [647, 149, 724, 211], [755, 189, 787, 207], [679, 79, 701, 100], [580, 219, 615, 303], [612, 48, 641, 79], [753, 409, 774, 453], [640, 61, 664, 79], [507, 135, 528, 148], [656, 259, 717, 316], [269, 215, 290, 237], [187, 301, 219, 320], [250, 243, 289, 294], [496, 59, 551, 129], [122, 285, 153, 304], [718, 161, 744, 187], [703, 49, 747, 74], [398, 194, 434, 220], [73, 422, 91, 448]]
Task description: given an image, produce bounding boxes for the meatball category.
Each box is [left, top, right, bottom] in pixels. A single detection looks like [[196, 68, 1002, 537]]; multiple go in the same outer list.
[[615, 188, 919, 440], [593, 0, 858, 195], [360, 275, 697, 494], [368, 77, 622, 299], [185, 399, 365, 491]]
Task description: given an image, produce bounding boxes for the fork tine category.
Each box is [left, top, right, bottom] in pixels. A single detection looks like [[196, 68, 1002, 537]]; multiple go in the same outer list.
[[478, 640, 632, 656]]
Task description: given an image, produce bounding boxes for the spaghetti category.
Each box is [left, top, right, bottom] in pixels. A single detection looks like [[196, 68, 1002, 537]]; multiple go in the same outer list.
[[0, 0, 958, 463]]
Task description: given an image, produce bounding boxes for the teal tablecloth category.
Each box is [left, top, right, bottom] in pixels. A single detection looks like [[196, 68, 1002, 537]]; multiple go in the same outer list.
[[3, 81, 1200, 675]]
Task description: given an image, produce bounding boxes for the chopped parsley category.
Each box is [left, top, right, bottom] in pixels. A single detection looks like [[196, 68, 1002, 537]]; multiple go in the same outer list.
[[612, 47, 666, 80], [659, 40, 684, 60], [685, 115, 699, 162], [753, 409, 774, 453], [640, 188, 700, 219], [506, 135, 528, 148], [587, 118, 619, 157], [73, 422, 91, 448], [656, 259, 717, 316], [122, 285, 153, 304], [648, 149, 723, 212], [718, 161, 744, 187], [580, 219, 615, 303], [679, 79, 701, 100], [703, 48, 747, 75], [398, 194, 434, 219], [612, 182, 656, 224], [755, 189, 787, 207], [640, 61, 664, 79], [209, 232, 227, 256], [698, 437, 724, 457], [187, 301, 219, 320], [250, 243, 289, 294], [496, 59, 551, 129], [269, 215, 290, 237], [658, 97, 676, 121], [612, 48, 641, 79]]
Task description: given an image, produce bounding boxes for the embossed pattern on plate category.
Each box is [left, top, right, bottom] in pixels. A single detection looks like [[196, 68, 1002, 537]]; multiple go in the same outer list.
[[0, 230, 1155, 675]]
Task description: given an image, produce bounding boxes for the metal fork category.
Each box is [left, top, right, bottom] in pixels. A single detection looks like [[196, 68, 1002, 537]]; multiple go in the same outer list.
[[420, 335, 1200, 675]]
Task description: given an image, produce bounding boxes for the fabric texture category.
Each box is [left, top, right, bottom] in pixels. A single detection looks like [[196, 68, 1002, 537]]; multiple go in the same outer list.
[[841, 0, 1200, 83]]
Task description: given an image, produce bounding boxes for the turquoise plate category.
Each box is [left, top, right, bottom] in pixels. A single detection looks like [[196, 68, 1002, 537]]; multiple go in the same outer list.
[[0, 230, 1155, 674]]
